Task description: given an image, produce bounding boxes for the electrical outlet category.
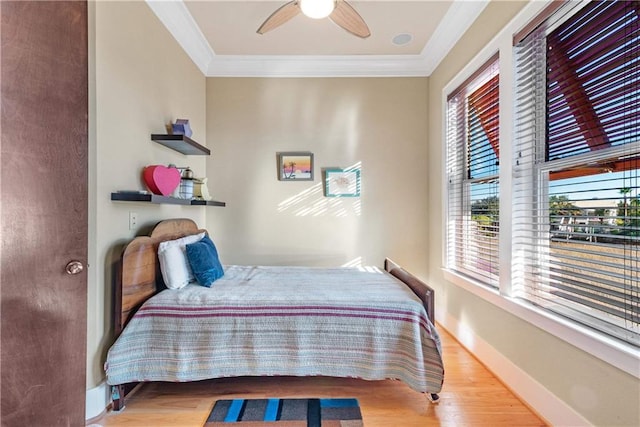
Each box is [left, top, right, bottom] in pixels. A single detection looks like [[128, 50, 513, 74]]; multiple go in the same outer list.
[[129, 212, 138, 230]]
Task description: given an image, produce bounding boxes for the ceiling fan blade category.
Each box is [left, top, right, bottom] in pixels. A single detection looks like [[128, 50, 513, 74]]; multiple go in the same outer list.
[[329, 1, 370, 38], [257, 1, 301, 35]]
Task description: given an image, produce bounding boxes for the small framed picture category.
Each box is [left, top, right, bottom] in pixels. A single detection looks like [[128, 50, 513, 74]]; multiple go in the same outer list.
[[324, 168, 361, 197], [277, 152, 314, 181]]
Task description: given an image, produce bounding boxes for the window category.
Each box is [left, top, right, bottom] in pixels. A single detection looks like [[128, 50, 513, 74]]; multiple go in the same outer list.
[[446, 56, 500, 288], [513, 0, 639, 346]]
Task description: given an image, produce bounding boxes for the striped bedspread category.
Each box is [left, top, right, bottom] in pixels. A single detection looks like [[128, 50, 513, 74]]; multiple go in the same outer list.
[[105, 265, 444, 393]]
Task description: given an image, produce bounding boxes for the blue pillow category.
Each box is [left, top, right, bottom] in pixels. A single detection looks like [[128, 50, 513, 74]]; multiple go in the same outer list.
[[185, 235, 224, 287]]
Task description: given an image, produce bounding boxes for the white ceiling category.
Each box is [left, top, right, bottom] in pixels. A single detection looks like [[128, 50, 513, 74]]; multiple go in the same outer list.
[[146, 0, 489, 77]]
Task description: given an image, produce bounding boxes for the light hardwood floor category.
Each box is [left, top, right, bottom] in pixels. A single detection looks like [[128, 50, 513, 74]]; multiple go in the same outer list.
[[91, 326, 546, 427]]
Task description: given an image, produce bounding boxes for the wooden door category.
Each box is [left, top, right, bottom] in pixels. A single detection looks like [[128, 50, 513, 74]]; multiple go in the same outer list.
[[1, 1, 88, 426]]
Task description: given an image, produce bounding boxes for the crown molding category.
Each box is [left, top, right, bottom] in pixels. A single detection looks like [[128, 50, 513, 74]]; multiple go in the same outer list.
[[205, 55, 432, 78], [145, 0, 216, 75], [421, 0, 490, 76], [146, 0, 489, 78]]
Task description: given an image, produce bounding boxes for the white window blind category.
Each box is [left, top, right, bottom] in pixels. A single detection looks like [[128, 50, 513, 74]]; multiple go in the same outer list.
[[513, 0, 639, 346], [446, 57, 500, 288]]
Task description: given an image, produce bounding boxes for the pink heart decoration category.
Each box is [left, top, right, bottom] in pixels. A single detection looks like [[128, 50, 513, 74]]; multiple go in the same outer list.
[[143, 165, 181, 196]]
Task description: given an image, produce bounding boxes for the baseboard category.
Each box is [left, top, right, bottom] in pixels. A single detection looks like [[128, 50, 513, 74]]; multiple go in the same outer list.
[[438, 313, 591, 427], [86, 381, 110, 421]]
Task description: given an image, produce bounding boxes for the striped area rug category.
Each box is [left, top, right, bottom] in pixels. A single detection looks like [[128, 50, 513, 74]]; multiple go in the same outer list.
[[204, 398, 363, 427]]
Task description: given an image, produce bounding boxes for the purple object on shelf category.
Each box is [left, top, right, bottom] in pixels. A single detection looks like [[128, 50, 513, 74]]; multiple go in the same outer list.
[[171, 119, 192, 137]]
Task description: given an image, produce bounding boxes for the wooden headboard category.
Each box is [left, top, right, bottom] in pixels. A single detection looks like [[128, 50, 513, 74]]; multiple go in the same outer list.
[[113, 218, 205, 337]]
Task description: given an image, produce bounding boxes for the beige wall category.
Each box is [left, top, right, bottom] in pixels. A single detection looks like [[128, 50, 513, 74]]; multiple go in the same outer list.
[[89, 2, 638, 424], [205, 78, 429, 274], [88, 1, 207, 388], [427, 2, 639, 426]]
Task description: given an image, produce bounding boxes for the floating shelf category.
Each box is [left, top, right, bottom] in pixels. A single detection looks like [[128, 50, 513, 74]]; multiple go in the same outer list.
[[111, 192, 225, 207], [150, 134, 211, 156], [189, 199, 226, 207]]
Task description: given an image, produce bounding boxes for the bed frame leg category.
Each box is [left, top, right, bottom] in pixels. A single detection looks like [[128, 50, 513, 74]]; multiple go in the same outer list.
[[111, 385, 126, 412], [426, 393, 440, 404]]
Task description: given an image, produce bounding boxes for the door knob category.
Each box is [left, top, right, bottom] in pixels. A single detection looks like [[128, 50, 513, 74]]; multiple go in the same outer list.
[[65, 261, 84, 275]]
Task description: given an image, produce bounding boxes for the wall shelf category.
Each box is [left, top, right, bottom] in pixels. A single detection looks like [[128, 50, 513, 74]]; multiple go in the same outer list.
[[111, 192, 225, 207], [114, 134, 218, 206], [150, 134, 211, 156]]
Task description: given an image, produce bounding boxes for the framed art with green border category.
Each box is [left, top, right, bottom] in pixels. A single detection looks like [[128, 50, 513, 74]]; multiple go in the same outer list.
[[324, 168, 361, 197]]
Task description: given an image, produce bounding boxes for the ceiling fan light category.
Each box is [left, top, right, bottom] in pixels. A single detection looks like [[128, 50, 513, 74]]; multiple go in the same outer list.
[[300, 0, 335, 19]]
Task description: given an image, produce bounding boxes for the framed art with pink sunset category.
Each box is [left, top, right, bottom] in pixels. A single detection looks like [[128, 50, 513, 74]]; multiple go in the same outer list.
[[277, 152, 314, 181]]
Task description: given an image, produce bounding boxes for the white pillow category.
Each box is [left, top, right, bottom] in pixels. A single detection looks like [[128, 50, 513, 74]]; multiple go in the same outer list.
[[158, 232, 205, 289]]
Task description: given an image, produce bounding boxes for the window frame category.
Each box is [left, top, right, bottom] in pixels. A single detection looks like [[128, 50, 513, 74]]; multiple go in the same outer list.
[[513, 0, 640, 348], [445, 56, 501, 289], [441, 0, 640, 378]]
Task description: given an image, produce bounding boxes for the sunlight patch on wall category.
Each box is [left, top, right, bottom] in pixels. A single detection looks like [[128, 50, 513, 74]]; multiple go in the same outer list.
[[342, 257, 363, 267], [456, 312, 477, 350], [341, 257, 383, 273], [277, 162, 363, 217]]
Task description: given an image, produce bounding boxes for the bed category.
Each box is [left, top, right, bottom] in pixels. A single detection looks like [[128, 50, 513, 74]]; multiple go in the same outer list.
[[105, 218, 444, 411]]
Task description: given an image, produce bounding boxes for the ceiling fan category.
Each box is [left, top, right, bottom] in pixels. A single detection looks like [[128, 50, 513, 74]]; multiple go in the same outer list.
[[257, 0, 371, 39]]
